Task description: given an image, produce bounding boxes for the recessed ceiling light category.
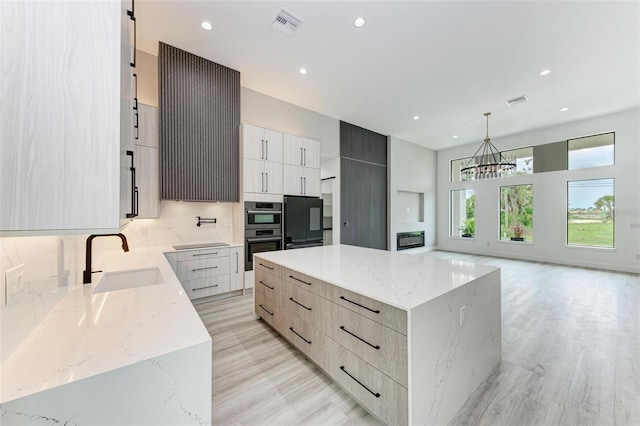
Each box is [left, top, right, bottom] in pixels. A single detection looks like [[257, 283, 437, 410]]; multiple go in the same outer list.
[[201, 21, 213, 31], [539, 69, 551, 76], [560, 107, 568, 112], [453, 135, 459, 139], [354, 17, 366, 27], [299, 68, 308, 75], [413, 115, 420, 120]]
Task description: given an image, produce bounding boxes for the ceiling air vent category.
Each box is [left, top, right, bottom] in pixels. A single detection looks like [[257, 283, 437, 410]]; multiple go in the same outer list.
[[506, 95, 529, 107], [272, 9, 302, 36]]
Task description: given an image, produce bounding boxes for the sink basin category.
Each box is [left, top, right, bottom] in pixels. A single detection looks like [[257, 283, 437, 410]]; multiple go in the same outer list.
[[93, 267, 164, 294], [172, 242, 229, 250]]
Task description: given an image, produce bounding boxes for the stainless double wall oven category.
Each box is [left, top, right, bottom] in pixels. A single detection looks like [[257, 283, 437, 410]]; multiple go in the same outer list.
[[244, 201, 282, 271]]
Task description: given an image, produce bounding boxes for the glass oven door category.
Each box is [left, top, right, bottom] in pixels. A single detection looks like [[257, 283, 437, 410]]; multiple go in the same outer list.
[[245, 236, 282, 271]]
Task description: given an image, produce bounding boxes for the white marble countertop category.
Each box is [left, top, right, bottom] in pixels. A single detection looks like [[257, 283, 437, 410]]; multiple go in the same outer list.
[[0, 247, 211, 404], [255, 245, 499, 310]]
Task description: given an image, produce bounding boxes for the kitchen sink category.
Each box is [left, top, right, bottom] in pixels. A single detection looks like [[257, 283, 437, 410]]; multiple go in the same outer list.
[[172, 242, 230, 250], [93, 267, 164, 294]]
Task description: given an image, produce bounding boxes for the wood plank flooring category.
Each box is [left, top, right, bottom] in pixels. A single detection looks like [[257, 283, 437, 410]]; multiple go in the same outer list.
[[195, 251, 639, 425]]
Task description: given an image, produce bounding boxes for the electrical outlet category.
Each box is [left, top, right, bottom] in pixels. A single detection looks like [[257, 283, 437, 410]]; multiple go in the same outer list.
[[5, 264, 26, 305], [459, 305, 468, 326]]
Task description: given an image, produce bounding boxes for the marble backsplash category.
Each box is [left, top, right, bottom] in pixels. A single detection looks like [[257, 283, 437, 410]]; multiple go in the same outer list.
[[0, 200, 240, 362]]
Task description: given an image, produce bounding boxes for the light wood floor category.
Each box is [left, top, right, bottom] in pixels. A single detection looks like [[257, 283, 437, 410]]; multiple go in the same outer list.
[[195, 251, 640, 425]]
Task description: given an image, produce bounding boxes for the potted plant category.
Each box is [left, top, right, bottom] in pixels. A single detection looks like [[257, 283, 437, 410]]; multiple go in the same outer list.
[[459, 218, 474, 238], [511, 223, 526, 241]]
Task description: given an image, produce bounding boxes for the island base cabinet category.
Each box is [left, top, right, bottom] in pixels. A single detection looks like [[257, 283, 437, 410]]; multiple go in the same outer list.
[[255, 287, 278, 326], [325, 337, 408, 426], [276, 311, 326, 365]]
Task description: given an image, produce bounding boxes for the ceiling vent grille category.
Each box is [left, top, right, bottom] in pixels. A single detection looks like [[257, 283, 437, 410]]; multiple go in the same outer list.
[[272, 9, 302, 36], [506, 95, 529, 107]]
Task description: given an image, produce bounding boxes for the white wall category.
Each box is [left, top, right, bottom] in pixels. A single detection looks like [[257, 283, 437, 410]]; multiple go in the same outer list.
[[436, 108, 640, 273], [241, 87, 340, 160], [389, 136, 438, 252]]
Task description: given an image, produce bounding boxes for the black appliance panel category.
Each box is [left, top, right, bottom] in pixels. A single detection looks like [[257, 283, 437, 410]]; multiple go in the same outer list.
[[284, 196, 323, 249]]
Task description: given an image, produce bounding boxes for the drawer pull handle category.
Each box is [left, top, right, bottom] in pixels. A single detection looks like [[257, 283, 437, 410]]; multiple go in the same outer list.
[[193, 284, 218, 291], [192, 266, 218, 272], [339, 366, 380, 398], [289, 275, 311, 285], [289, 327, 312, 344], [259, 304, 274, 316], [259, 280, 274, 290], [193, 252, 218, 257], [339, 296, 380, 314], [339, 326, 380, 350], [259, 263, 274, 270], [289, 297, 312, 311]]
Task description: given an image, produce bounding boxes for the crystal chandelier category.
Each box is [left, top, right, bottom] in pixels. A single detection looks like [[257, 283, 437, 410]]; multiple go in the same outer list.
[[460, 112, 516, 181]]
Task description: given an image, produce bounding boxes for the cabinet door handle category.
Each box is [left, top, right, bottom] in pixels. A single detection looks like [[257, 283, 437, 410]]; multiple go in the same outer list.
[[134, 186, 139, 217], [235, 252, 239, 274], [130, 16, 136, 68], [265, 139, 268, 160], [193, 284, 218, 291], [339, 366, 380, 398], [134, 112, 139, 139], [192, 266, 218, 272], [261, 172, 264, 192], [289, 297, 311, 311], [127, 0, 135, 18], [126, 150, 137, 218], [289, 327, 311, 344], [192, 252, 218, 257], [259, 304, 274, 316], [339, 296, 380, 313], [339, 326, 380, 349], [259, 263, 274, 270], [304, 148, 306, 166], [303, 177, 306, 195], [132, 73, 138, 111], [259, 280, 274, 290], [300, 176, 303, 195], [261, 139, 265, 160], [300, 147, 303, 165], [265, 173, 268, 192], [289, 275, 311, 286]]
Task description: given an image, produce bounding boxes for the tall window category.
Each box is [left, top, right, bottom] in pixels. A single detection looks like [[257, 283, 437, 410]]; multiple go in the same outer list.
[[567, 178, 614, 247], [450, 189, 475, 237], [568, 132, 614, 169], [500, 184, 533, 241]]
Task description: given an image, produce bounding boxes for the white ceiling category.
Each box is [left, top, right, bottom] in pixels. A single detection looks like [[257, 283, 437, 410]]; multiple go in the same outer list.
[[136, 1, 640, 152]]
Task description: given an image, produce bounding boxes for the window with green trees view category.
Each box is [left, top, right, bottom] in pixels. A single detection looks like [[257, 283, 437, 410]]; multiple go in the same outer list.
[[567, 178, 614, 247], [450, 189, 475, 237], [500, 184, 533, 241]]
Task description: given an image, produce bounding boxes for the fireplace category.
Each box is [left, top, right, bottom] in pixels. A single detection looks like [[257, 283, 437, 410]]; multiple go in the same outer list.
[[397, 231, 425, 250]]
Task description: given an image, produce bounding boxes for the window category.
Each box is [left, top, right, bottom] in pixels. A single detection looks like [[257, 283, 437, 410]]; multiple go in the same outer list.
[[567, 178, 614, 247], [450, 189, 475, 237], [502, 147, 533, 175], [568, 132, 614, 170], [500, 184, 533, 241]]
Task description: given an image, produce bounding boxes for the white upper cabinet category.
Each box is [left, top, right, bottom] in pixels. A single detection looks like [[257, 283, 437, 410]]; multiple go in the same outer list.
[[243, 124, 283, 163], [302, 138, 321, 169], [0, 0, 134, 234], [283, 136, 320, 169]]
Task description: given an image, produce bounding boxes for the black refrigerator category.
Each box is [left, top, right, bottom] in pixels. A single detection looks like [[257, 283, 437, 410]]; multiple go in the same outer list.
[[283, 196, 323, 249]]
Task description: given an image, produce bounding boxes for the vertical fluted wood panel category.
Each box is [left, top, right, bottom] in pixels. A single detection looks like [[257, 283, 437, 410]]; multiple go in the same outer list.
[[159, 42, 240, 201]]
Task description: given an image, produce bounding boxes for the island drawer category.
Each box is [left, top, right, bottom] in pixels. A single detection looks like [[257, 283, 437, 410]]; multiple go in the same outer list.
[[280, 280, 329, 330], [277, 312, 326, 362], [325, 337, 408, 426], [255, 269, 282, 300], [177, 247, 228, 262], [327, 303, 408, 388], [177, 256, 229, 281], [186, 275, 230, 299], [255, 290, 278, 327], [255, 259, 282, 277], [283, 268, 326, 297], [326, 285, 407, 335]]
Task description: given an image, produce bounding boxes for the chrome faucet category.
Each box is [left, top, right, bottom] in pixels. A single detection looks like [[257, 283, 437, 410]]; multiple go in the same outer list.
[[83, 234, 129, 284]]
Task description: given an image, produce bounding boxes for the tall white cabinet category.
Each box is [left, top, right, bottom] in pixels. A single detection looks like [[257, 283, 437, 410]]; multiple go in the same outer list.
[[282, 134, 321, 197], [136, 104, 160, 218], [0, 0, 134, 234]]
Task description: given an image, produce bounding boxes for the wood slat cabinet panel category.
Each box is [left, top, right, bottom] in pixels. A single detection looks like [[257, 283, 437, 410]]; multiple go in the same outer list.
[[326, 283, 407, 335], [325, 337, 408, 426], [279, 280, 330, 332], [327, 303, 408, 387], [255, 290, 278, 327], [176, 257, 229, 281], [284, 268, 326, 298], [254, 259, 282, 278]]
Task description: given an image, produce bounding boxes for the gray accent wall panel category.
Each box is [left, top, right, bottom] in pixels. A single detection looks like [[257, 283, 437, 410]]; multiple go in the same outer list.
[[340, 121, 387, 166], [159, 42, 240, 201]]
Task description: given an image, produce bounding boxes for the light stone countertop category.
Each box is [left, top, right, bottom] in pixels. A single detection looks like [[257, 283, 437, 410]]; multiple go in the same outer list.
[[255, 244, 500, 310], [0, 246, 214, 404]]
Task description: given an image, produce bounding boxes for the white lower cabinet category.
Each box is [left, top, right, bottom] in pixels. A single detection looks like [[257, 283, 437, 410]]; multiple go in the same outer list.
[[167, 246, 244, 300]]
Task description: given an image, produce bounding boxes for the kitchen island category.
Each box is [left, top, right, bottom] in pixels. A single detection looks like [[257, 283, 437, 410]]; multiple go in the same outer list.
[[254, 244, 501, 425], [0, 248, 212, 425]]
